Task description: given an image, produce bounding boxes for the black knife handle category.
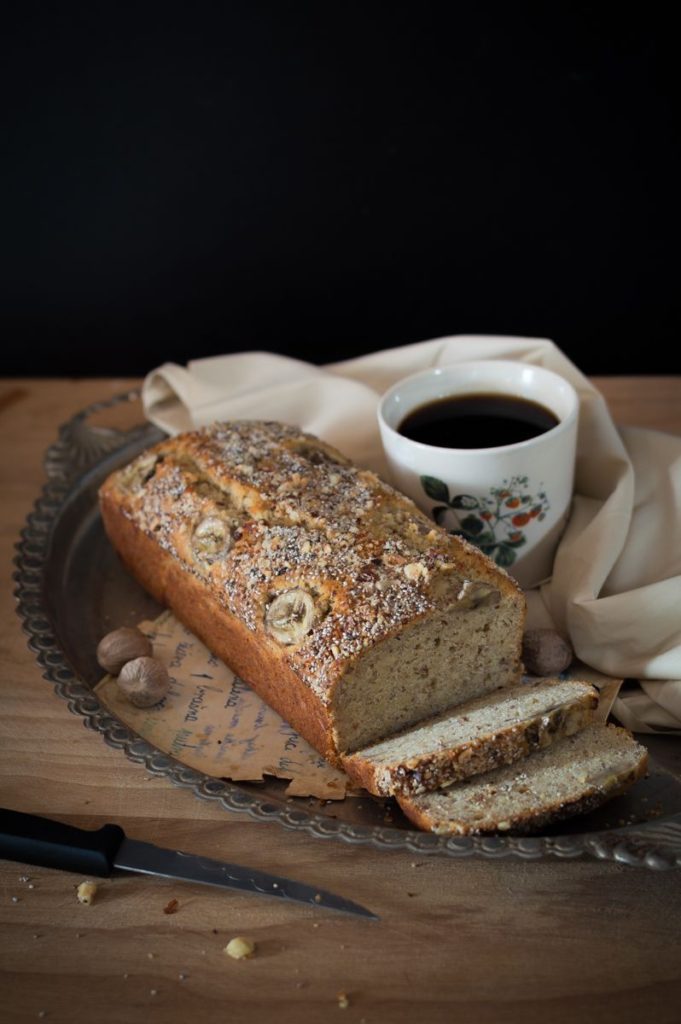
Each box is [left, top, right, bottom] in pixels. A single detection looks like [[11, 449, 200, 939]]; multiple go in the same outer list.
[[0, 808, 125, 877]]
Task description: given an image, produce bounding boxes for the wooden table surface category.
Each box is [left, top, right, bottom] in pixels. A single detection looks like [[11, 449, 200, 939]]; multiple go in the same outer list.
[[2, 376, 680, 1024]]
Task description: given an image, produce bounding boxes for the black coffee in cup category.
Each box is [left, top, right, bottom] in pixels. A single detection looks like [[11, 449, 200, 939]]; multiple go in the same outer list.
[[398, 393, 559, 449]]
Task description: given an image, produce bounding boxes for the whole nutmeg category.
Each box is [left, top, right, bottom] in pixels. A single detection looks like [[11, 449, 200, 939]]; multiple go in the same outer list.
[[97, 627, 153, 675], [522, 628, 574, 677], [117, 656, 169, 707]]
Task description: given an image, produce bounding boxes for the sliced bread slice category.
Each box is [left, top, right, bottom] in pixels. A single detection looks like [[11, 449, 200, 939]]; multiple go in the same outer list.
[[341, 678, 598, 797], [396, 723, 648, 835]]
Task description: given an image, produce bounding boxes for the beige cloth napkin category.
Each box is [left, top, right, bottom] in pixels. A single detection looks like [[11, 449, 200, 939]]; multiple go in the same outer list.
[[143, 335, 681, 734]]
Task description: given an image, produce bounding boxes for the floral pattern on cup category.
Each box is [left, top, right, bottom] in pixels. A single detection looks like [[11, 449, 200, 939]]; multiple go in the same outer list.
[[421, 474, 550, 568]]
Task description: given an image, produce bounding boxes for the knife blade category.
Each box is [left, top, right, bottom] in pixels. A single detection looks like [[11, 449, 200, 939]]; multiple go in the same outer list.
[[0, 808, 377, 919]]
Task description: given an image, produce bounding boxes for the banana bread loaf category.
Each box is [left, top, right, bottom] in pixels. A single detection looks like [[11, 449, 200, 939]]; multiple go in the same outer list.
[[98, 420, 526, 766]]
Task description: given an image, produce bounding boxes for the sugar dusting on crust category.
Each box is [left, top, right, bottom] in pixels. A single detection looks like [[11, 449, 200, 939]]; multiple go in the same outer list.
[[105, 420, 514, 700]]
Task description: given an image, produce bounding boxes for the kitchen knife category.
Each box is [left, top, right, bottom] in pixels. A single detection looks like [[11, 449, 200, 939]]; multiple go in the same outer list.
[[0, 808, 377, 919]]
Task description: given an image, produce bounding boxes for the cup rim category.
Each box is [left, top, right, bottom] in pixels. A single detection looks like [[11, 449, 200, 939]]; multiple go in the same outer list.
[[377, 359, 579, 456]]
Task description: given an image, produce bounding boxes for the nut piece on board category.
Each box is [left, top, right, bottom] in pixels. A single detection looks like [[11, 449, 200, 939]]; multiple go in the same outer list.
[[77, 881, 98, 905], [96, 627, 153, 675], [116, 657, 169, 707], [224, 937, 256, 960], [522, 628, 574, 677]]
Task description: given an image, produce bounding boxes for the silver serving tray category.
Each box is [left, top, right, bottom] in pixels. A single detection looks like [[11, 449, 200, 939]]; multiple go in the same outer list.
[[14, 391, 681, 868]]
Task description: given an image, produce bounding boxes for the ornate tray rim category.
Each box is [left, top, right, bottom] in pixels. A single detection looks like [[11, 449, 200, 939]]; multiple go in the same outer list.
[[13, 390, 681, 870]]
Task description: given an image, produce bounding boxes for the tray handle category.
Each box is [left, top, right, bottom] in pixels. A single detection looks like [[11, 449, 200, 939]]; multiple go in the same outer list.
[[43, 389, 154, 484]]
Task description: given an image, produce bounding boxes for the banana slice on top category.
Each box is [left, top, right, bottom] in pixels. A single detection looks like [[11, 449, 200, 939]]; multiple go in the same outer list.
[[265, 588, 316, 644], [456, 579, 500, 609], [192, 515, 233, 562], [120, 453, 161, 494]]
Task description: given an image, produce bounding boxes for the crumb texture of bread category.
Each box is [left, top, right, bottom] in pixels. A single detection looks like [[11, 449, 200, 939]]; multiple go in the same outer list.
[[341, 678, 598, 796], [98, 420, 525, 762], [397, 723, 648, 835]]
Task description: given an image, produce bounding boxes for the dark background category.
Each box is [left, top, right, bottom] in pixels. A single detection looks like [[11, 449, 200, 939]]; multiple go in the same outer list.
[[3, 4, 679, 377]]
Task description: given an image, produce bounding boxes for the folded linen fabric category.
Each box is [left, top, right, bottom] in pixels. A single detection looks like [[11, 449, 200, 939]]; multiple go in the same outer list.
[[142, 335, 681, 732]]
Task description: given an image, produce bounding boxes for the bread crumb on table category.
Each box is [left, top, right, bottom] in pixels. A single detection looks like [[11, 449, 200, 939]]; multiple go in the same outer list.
[[224, 937, 256, 960], [76, 881, 98, 905]]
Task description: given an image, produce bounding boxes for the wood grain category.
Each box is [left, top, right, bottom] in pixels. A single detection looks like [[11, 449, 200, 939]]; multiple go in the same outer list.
[[2, 377, 680, 1024]]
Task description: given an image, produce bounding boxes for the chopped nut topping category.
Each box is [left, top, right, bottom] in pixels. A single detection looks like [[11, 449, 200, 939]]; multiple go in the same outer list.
[[403, 562, 428, 582]]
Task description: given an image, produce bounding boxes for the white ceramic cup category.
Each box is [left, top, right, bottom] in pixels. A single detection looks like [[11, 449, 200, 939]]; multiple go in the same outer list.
[[377, 360, 579, 589]]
